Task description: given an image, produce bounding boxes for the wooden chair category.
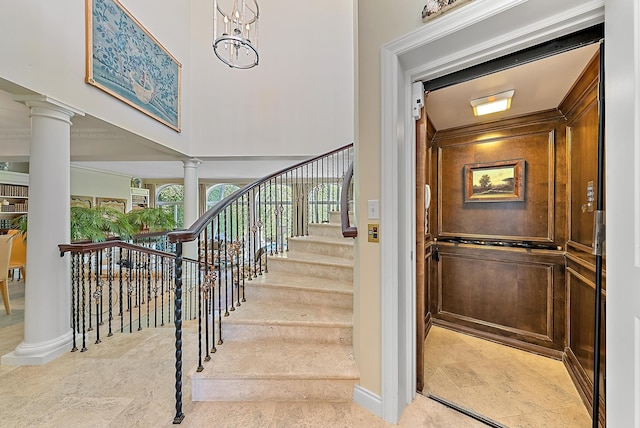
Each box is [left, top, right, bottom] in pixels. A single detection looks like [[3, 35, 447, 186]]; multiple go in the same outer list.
[[0, 233, 15, 315], [7, 230, 26, 281]]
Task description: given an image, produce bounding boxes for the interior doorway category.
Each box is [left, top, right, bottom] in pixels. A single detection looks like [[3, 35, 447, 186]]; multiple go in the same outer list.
[[416, 26, 605, 427]]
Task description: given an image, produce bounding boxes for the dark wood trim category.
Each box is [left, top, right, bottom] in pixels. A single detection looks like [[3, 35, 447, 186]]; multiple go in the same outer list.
[[422, 23, 603, 92], [433, 110, 562, 142], [564, 347, 606, 428], [425, 312, 432, 340], [559, 49, 600, 119], [567, 240, 594, 255], [416, 104, 428, 394], [435, 126, 558, 242]]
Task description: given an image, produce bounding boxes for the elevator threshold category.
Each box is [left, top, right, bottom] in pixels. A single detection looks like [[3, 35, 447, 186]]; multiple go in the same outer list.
[[426, 393, 509, 428]]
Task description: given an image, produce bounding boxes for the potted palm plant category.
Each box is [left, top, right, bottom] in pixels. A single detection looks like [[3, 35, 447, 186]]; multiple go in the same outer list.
[[69, 206, 134, 242], [13, 205, 175, 243], [124, 206, 175, 234]]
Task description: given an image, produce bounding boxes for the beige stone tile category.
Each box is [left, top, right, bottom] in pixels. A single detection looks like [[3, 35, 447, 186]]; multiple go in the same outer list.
[[499, 403, 591, 428], [438, 361, 488, 388], [398, 395, 488, 428], [180, 401, 277, 428]]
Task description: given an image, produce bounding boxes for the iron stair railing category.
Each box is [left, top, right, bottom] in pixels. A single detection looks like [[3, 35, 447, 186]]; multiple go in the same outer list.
[[167, 143, 353, 424]]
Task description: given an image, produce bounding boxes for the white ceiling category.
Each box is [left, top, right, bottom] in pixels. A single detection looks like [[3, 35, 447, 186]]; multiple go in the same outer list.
[[0, 43, 599, 179], [425, 43, 600, 130]]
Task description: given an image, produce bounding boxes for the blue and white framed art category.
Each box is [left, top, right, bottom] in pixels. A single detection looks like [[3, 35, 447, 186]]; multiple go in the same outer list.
[[86, 0, 182, 132]]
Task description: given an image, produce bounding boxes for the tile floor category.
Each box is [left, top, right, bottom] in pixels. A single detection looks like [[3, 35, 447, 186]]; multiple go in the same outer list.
[[423, 326, 592, 427], [0, 279, 592, 427]]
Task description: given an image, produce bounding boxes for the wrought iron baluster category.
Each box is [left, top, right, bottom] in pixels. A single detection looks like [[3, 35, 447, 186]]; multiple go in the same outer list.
[[71, 252, 78, 352], [173, 242, 185, 424], [81, 257, 87, 352], [107, 248, 114, 337]]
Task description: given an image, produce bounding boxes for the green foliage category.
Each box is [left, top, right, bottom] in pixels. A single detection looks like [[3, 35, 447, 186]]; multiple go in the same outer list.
[[70, 206, 134, 242], [11, 214, 28, 239], [14, 206, 176, 243], [158, 184, 184, 202], [125, 207, 176, 233]]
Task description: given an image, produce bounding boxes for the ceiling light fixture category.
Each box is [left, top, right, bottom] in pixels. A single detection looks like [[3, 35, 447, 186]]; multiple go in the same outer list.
[[470, 89, 515, 116], [213, 0, 259, 69]]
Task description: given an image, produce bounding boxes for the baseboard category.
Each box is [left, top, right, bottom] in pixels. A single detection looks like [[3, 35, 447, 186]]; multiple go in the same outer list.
[[564, 347, 605, 427], [352, 385, 382, 418], [424, 312, 432, 340]]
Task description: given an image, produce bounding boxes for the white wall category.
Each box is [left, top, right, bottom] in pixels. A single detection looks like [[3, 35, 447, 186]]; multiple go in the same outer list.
[[0, 0, 353, 160], [71, 166, 132, 211], [0, 0, 192, 155], [188, 0, 354, 157]]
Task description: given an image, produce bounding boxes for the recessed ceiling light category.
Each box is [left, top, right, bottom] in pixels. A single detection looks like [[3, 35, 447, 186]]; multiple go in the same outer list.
[[470, 89, 515, 116]]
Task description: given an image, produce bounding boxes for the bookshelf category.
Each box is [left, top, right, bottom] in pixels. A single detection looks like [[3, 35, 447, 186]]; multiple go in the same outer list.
[[130, 187, 149, 209], [0, 171, 29, 229]]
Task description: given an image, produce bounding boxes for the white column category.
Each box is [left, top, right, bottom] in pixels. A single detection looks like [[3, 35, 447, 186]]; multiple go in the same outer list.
[[2, 96, 84, 366], [182, 159, 200, 260]]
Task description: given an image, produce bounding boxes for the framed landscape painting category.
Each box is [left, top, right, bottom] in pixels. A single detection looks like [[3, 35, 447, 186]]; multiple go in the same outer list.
[[85, 0, 182, 132], [71, 195, 93, 208], [97, 197, 127, 213], [464, 159, 525, 202]]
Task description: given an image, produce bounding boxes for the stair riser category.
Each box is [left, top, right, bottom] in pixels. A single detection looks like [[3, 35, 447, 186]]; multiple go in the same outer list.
[[287, 239, 353, 259], [246, 285, 353, 309], [192, 378, 357, 402], [222, 323, 352, 344], [267, 258, 353, 282], [328, 211, 354, 225], [307, 224, 343, 239]]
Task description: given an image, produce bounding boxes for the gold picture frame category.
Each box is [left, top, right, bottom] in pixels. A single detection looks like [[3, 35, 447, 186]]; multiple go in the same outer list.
[[71, 195, 94, 208], [85, 0, 182, 132], [96, 197, 127, 213], [464, 159, 525, 202]]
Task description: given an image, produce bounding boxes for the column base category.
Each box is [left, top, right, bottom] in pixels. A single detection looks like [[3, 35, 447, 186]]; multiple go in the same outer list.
[[1, 330, 72, 366]]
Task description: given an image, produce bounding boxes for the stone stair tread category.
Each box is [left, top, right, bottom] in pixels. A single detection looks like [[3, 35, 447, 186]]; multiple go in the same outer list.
[[269, 251, 353, 267], [250, 272, 353, 295], [290, 234, 354, 246], [192, 341, 359, 380], [222, 299, 352, 326]]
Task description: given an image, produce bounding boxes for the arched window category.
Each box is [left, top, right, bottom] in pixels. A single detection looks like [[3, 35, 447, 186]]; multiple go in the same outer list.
[[206, 183, 241, 210], [256, 183, 293, 252], [156, 184, 184, 228], [206, 183, 250, 246], [308, 182, 341, 224]]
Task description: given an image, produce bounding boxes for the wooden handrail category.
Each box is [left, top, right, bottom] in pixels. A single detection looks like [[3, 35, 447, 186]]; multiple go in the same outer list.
[[341, 162, 357, 238], [168, 143, 354, 244], [59, 239, 174, 257]]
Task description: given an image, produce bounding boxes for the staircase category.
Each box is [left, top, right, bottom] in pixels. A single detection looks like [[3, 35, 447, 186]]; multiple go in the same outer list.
[[191, 211, 359, 401]]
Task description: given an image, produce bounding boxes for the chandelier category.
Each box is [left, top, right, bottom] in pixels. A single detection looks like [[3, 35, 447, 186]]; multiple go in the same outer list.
[[212, 0, 259, 69]]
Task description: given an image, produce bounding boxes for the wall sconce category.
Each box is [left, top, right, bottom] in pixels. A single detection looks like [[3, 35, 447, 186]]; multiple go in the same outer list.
[[470, 89, 514, 116]]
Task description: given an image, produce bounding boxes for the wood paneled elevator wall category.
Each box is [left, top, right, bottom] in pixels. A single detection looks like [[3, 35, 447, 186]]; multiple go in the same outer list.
[[422, 49, 604, 417]]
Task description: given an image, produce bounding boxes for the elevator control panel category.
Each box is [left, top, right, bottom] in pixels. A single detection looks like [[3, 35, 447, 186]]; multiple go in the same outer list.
[[582, 180, 595, 213]]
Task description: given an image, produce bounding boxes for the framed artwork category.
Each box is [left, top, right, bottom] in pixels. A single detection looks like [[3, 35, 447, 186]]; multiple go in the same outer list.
[[85, 0, 182, 132], [422, 0, 474, 22], [464, 159, 525, 202], [97, 197, 128, 213], [71, 195, 94, 208]]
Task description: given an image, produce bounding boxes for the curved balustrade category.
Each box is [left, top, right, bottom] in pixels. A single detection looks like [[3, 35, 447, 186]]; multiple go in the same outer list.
[[166, 143, 353, 423], [58, 240, 203, 354]]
